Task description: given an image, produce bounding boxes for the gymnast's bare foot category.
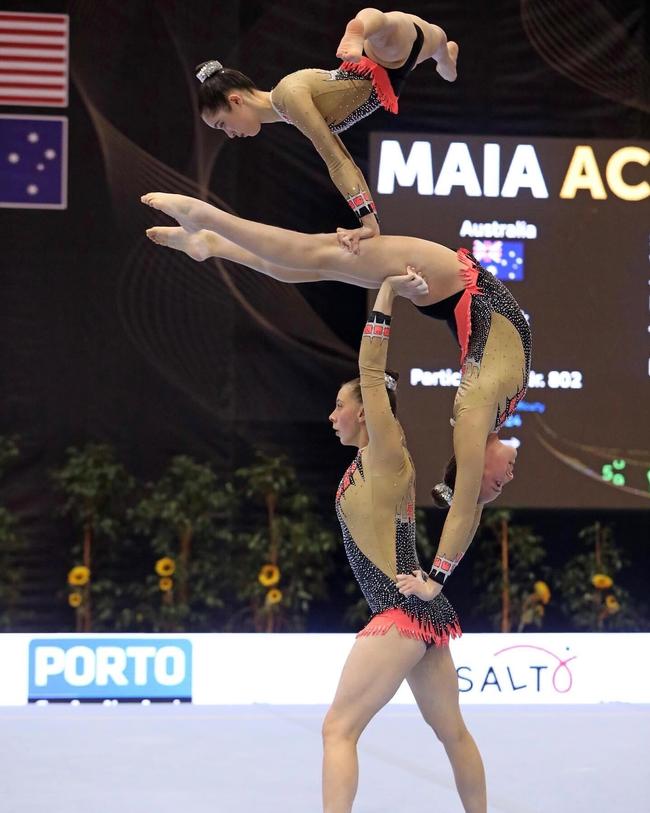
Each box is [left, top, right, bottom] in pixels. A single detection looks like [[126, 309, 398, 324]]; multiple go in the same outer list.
[[336, 19, 365, 63], [435, 39, 458, 82], [141, 192, 200, 232], [146, 226, 214, 262]]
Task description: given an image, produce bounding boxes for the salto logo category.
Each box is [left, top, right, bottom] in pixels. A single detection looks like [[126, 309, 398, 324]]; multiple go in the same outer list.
[[377, 139, 649, 201], [28, 638, 193, 702], [457, 644, 576, 695]]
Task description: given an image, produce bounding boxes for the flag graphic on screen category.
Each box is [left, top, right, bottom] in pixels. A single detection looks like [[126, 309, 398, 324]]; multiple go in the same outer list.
[[472, 239, 525, 281], [0, 11, 69, 107], [0, 114, 66, 208]]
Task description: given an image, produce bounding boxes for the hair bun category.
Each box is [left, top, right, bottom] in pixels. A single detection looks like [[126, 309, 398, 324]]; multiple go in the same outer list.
[[196, 60, 224, 83], [431, 482, 453, 508]]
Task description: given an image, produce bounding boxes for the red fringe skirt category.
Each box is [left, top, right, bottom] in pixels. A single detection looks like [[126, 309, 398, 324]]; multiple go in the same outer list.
[[358, 607, 462, 648], [339, 57, 399, 114]]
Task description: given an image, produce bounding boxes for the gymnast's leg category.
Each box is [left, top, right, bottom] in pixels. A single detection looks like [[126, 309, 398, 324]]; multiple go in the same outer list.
[[141, 192, 461, 295], [336, 8, 458, 81]]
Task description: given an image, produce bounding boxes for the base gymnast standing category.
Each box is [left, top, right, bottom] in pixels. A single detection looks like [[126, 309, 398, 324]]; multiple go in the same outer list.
[[325, 273, 485, 812], [141, 192, 529, 588], [195, 7, 457, 251]]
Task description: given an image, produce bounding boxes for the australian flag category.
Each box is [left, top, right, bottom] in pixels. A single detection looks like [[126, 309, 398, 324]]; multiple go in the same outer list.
[[472, 239, 524, 281], [0, 114, 67, 208]]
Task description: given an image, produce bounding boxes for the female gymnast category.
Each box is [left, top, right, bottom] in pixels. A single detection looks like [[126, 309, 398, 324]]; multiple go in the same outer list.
[[141, 191, 528, 597], [196, 8, 458, 251], [329, 272, 485, 812]]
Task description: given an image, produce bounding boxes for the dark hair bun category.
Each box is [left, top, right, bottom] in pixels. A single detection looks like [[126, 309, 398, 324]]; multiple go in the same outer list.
[[431, 483, 452, 509]]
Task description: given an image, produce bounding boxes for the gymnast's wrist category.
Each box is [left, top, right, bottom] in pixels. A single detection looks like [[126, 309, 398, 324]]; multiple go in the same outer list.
[[346, 191, 379, 224], [360, 212, 380, 232], [428, 551, 464, 585]]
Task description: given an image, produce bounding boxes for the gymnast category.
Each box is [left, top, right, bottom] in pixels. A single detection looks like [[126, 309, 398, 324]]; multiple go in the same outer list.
[[195, 8, 457, 252], [141, 191, 529, 599]]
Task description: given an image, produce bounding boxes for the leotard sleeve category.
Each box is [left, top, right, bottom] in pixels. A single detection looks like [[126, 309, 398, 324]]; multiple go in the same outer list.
[[272, 76, 378, 223]]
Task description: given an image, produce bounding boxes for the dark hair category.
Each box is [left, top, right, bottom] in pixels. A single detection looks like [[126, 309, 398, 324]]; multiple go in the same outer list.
[[195, 63, 257, 114], [431, 455, 456, 509], [343, 369, 399, 416]]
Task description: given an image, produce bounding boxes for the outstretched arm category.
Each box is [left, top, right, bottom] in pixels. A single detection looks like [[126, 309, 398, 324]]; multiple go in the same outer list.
[[360, 272, 428, 471], [396, 406, 491, 602], [428, 406, 494, 584], [273, 82, 380, 251]]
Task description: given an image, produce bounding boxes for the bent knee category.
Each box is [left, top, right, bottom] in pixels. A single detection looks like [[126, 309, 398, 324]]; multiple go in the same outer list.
[[426, 717, 468, 747], [322, 709, 362, 745]]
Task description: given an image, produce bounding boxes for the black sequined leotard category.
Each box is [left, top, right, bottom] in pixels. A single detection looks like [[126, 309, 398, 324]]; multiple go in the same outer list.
[[335, 309, 461, 645], [418, 248, 532, 431], [269, 25, 424, 222]]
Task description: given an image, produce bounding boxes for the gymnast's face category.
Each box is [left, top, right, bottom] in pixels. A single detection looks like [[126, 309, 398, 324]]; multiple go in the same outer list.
[[329, 385, 365, 447], [478, 438, 517, 504], [201, 93, 262, 138]]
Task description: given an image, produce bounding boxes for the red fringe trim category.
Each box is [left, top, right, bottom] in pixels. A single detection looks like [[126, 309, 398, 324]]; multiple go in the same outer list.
[[339, 57, 399, 114], [454, 248, 483, 369], [357, 607, 462, 648]]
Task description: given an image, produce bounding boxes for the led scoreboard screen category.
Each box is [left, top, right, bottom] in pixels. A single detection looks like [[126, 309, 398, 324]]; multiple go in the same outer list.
[[369, 134, 650, 508]]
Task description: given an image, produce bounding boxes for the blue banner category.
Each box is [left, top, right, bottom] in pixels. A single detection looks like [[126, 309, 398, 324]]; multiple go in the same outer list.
[[28, 638, 193, 702]]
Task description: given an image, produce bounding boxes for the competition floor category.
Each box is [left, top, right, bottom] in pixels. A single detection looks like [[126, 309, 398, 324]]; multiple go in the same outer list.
[[2, 703, 648, 812]]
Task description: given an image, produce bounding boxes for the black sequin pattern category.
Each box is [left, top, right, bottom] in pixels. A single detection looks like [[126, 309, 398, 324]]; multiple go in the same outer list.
[[328, 70, 382, 134], [465, 255, 532, 428], [335, 452, 460, 638]]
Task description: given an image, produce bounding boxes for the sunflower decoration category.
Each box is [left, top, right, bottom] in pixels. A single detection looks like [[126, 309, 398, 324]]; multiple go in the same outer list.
[[155, 557, 176, 577], [68, 592, 82, 608], [67, 565, 90, 587], [592, 573, 613, 590], [605, 594, 620, 614], [159, 577, 173, 593], [533, 581, 551, 605], [265, 588, 283, 606], [258, 564, 281, 588]]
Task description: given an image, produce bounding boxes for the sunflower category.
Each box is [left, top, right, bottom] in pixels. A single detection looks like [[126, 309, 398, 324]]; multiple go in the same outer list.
[[258, 564, 281, 587], [265, 588, 283, 606], [159, 577, 173, 592], [68, 592, 82, 608], [605, 594, 620, 614], [67, 565, 90, 587], [592, 573, 613, 590], [155, 557, 176, 577], [533, 581, 551, 605]]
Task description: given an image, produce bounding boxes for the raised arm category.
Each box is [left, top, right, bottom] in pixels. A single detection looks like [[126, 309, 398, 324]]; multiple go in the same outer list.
[[273, 81, 379, 246], [360, 273, 428, 470], [359, 278, 402, 470]]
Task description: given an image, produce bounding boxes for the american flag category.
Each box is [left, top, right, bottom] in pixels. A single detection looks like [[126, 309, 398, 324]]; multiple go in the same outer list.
[[0, 114, 67, 208], [0, 11, 69, 107]]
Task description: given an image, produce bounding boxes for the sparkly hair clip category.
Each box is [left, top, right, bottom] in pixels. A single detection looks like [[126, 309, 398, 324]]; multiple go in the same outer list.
[[384, 373, 397, 391], [434, 482, 453, 505], [196, 60, 224, 83]]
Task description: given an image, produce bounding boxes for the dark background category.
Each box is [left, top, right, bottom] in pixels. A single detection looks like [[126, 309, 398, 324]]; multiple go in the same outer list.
[[1, 0, 649, 629], [370, 132, 650, 507]]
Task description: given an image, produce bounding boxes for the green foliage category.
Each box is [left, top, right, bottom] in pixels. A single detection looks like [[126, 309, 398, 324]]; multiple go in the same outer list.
[[228, 452, 337, 632], [0, 436, 25, 630], [472, 510, 548, 632], [51, 443, 135, 541], [0, 435, 19, 478], [127, 455, 235, 631], [51, 444, 136, 630], [555, 522, 645, 631]]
